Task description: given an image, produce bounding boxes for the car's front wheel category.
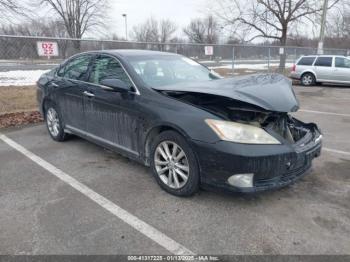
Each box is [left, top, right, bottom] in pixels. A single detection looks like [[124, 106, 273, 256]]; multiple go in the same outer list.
[[45, 103, 68, 142], [301, 73, 316, 86], [150, 131, 199, 197]]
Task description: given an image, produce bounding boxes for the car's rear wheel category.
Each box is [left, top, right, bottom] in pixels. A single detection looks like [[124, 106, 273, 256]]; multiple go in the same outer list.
[[150, 130, 199, 197], [45, 103, 68, 142], [301, 73, 316, 86]]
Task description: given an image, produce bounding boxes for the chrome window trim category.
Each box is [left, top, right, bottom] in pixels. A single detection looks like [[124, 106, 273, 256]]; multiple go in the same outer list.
[[55, 53, 141, 95]]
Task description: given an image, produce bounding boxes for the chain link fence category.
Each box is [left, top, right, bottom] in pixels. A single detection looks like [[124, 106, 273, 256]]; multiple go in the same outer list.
[[0, 34, 349, 86], [0, 34, 348, 116]]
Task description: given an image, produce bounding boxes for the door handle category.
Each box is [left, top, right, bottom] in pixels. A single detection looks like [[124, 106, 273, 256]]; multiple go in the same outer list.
[[83, 91, 95, 97], [50, 82, 59, 88]]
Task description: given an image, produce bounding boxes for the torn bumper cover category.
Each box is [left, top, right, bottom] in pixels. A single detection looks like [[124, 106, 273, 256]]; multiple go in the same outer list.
[[192, 123, 322, 193]]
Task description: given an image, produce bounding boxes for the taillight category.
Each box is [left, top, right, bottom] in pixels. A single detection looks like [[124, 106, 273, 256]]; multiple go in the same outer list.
[[291, 64, 296, 72]]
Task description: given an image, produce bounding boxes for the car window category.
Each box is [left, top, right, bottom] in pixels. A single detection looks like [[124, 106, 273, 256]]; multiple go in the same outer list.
[[57, 55, 91, 80], [314, 57, 333, 67], [297, 57, 316, 66], [89, 55, 133, 87], [129, 56, 218, 87], [335, 57, 350, 68]]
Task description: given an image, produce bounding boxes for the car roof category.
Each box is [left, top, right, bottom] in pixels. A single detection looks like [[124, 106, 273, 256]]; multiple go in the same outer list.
[[88, 49, 180, 58], [301, 55, 346, 57]]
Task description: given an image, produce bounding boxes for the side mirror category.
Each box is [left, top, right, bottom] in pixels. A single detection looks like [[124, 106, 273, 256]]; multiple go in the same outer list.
[[100, 78, 131, 93]]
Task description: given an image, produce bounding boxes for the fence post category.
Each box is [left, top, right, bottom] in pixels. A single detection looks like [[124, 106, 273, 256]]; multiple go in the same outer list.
[[267, 47, 271, 73], [232, 46, 235, 75]]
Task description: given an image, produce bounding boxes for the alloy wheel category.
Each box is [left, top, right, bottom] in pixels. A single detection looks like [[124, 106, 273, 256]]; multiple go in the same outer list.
[[46, 107, 60, 137], [154, 141, 190, 189], [302, 74, 313, 85]]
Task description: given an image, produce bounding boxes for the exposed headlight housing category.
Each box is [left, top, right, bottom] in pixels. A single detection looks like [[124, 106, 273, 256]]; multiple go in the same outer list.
[[205, 119, 280, 144]]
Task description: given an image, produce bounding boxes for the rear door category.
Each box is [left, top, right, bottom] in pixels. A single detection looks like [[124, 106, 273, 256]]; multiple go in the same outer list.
[[54, 54, 93, 131], [313, 56, 333, 81], [333, 57, 350, 82], [84, 54, 141, 156]]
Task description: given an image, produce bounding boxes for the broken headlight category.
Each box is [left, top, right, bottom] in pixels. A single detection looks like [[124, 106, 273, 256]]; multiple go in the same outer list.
[[205, 119, 281, 144]]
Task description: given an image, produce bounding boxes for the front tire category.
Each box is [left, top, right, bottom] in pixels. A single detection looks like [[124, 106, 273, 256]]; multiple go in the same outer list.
[[45, 103, 68, 142], [301, 73, 316, 86], [150, 131, 199, 197]]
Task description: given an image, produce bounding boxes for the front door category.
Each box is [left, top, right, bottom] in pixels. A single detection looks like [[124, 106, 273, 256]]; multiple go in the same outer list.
[[84, 55, 141, 156], [55, 54, 93, 131], [334, 57, 350, 82]]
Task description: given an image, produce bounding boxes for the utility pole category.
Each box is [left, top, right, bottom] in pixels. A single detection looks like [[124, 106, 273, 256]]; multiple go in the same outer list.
[[317, 0, 329, 54], [122, 14, 128, 41]]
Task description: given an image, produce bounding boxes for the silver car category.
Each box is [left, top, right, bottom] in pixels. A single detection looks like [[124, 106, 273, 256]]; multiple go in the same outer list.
[[290, 55, 350, 86]]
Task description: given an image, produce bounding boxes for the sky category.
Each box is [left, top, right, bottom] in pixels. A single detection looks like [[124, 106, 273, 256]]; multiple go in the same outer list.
[[106, 0, 322, 42], [109, 0, 209, 39]]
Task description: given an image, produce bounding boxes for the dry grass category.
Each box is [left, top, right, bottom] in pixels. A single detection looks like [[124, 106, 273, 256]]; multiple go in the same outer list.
[[0, 86, 38, 115], [0, 111, 43, 129]]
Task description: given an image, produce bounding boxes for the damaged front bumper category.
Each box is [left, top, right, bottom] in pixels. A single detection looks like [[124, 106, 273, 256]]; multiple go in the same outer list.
[[192, 124, 322, 193]]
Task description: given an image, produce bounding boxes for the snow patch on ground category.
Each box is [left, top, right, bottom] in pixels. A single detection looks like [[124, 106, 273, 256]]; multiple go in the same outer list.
[[209, 63, 293, 70], [0, 70, 49, 86]]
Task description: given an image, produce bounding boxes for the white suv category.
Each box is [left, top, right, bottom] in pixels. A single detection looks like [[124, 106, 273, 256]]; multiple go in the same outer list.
[[290, 55, 350, 86]]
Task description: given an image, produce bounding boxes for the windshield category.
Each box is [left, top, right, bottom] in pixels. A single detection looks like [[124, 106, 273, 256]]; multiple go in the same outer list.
[[128, 55, 220, 87]]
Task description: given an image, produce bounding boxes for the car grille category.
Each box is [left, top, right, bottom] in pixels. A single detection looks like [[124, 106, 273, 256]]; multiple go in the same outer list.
[[253, 143, 321, 188], [254, 163, 311, 188]]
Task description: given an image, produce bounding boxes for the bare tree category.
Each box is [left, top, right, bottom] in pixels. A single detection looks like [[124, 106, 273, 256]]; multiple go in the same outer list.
[[39, 0, 108, 50], [328, 1, 350, 39], [0, 0, 19, 13], [183, 19, 206, 43], [132, 17, 177, 44], [0, 18, 71, 59], [132, 17, 159, 42], [1, 18, 67, 37], [159, 19, 177, 43], [215, 0, 340, 71], [0, 0, 21, 14], [0, 0, 30, 22], [205, 15, 219, 44], [183, 15, 219, 44]]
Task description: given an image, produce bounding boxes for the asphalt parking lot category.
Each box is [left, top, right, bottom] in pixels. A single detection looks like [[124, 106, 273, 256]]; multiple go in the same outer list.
[[0, 84, 349, 255]]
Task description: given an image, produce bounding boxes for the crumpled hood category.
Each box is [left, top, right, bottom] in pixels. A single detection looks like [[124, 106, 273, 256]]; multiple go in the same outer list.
[[153, 74, 299, 112]]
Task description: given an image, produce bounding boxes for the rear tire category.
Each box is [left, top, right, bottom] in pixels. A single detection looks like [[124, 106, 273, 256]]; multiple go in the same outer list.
[[301, 73, 316, 86], [150, 130, 199, 197], [44, 102, 68, 142]]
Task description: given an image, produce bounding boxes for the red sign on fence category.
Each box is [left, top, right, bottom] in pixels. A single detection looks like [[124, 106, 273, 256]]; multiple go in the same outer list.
[[204, 46, 214, 56], [37, 41, 59, 57]]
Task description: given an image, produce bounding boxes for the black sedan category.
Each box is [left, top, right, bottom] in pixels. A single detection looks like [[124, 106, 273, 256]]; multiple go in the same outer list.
[[37, 50, 322, 196]]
